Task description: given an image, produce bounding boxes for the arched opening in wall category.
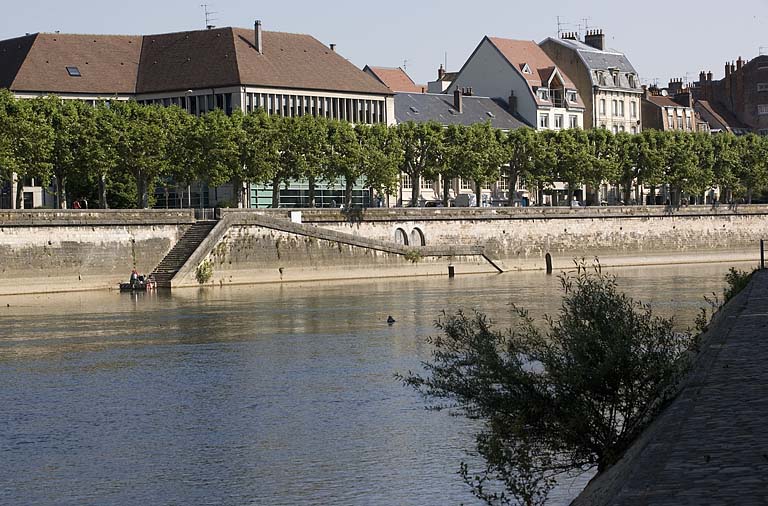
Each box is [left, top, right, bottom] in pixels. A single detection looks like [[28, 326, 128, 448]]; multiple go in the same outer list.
[[410, 227, 426, 246], [394, 228, 409, 245]]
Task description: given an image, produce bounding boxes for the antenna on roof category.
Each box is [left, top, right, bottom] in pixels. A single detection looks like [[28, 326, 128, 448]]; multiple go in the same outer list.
[[444, 52, 448, 71], [403, 59, 408, 71], [556, 16, 563, 37], [200, 4, 218, 30], [580, 17, 592, 39]]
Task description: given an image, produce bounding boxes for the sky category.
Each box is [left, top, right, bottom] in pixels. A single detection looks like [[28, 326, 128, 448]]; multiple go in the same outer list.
[[2, 0, 767, 89]]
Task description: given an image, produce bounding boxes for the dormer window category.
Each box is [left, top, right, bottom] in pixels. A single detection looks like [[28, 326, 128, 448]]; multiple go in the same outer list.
[[567, 91, 577, 103], [628, 75, 636, 88], [598, 72, 607, 86], [522, 63, 532, 74], [613, 73, 621, 86], [66, 66, 81, 77], [538, 88, 549, 101]]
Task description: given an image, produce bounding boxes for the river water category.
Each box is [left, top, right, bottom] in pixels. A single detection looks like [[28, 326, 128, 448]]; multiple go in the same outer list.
[[0, 262, 754, 506]]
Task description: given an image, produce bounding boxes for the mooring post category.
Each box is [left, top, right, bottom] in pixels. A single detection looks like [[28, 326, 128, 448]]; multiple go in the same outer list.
[[545, 253, 553, 275], [761, 239, 765, 270], [448, 264, 455, 278]]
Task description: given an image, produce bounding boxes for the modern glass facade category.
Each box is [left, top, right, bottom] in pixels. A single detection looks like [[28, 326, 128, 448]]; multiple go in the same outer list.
[[250, 178, 371, 208]]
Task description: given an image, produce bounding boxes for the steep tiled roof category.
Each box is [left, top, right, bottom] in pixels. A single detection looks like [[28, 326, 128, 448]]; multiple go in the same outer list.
[[488, 37, 577, 88], [1, 32, 142, 94], [695, 100, 750, 132], [646, 95, 686, 108], [231, 28, 391, 95], [363, 66, 423, 93], [394, 92, 528, 130], [1, 27, 392, 96]]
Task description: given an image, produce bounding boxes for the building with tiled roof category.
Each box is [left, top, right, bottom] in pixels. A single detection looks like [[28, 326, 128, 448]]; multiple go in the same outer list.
[[427, 65, 458, 93], [540, 30, 643, 133], [363, 66, 424, 93], [446, 36, 585, 131], [0, 22, 396, 209], [0, 24, 394, 124], [641, 79, 704, 132], [692, 56, 768, 135]]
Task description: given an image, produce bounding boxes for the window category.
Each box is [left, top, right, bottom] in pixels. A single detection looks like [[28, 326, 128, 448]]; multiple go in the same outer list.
[[758, 104, 768, 115], [628, 75, 636, 88], [554, 114, 563, 129], [538, 88, 550, 101], [619, 101, 625, 117], [667, 112, 674, 128], [759, 129, 768, 136], [612, 100, 618, 115], [522, 63, 532, 74], [420, 178, 433, 190], [686, 117, 692, 130], [599, 99, 606, 115], [460, 178, 473, 190], [66, 66, 81, 77], [569, 115, 579, 128], [612, 125, 619, 134], [630, 101, 637, 118], [619, 125, 625, 132], [402, 173, 412, 189], [613, 73, 620, 86], [630, 126, 637, 134], [539, 114, 549, 128], [567, 91, 577, 103], [498, 172, 509, 191], [482, 182, 492, 190], [758, 83, 768, 92], [599, 73, 607, 86]]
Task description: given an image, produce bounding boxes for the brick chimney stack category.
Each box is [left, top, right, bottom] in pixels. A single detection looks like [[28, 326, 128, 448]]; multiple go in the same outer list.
[[438, 64, 446, 80], [707, 71, 713, 81], [255, 20, 263, 54], [736, 56, 744, 71], [668, 78, 683, 95], [725, 61, 731, 77], [561, 32, 577, 40], [453, 88, 463, 113], [584, 29, 605, 50]]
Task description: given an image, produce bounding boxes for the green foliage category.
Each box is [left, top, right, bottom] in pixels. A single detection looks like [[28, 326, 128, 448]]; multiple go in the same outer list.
[[402, 261, 692, 505], [195, 259, 214, 284], [403, 248, 422, 263], [397, 121, 444, 206], [723, 267, 753, 302]]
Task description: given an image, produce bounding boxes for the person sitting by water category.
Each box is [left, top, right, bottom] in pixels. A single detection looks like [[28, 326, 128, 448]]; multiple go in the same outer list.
[[130, 268, 139, 287]]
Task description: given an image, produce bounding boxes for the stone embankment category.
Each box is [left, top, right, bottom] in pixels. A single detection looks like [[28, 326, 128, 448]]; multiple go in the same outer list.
[[571, 270, 768, 505], [0, 205, 766, 294]]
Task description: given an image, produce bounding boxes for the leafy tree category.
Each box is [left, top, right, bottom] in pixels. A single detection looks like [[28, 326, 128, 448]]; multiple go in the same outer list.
[[81, 102, 121, 208], [502, 127, 540, 205], [736, 134, 768, 203], [241, 110, 282, 207], [188, 108, 240, 206], [689, 132, 714, 204], [403, 262, 692, 505], [460, 122, 505, 207], [634, 130, 667, 205], [285, 115, 329, 208], [327, 120, 361, 209], [711, 133, 743, 204], [587, 129, 618, 205], [442, 124, 470, 206], [396, 121, 444, 206], [361, 122, 402, 204], [664, 131, 699, 206], [112, 101, 172, 208], [0, 92, 53, 208], [613, 132, 638, 204], [552, 129, 593, 207]]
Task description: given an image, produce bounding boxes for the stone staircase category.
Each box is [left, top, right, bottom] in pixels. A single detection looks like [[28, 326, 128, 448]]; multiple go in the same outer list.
[[151, 220, 217, 288]]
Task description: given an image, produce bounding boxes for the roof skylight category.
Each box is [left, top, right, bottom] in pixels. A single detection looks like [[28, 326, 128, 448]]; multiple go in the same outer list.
[[66, 66, 81, 77]]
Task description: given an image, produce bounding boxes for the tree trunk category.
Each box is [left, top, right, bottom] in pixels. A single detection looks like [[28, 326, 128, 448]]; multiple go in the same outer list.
[[232, 176, 243, 208], [271, 175, 280, 208], [15, 179, 24, 209], [622, 183, 632, 205], [410, 173, 420, 207], [137, 175, 149, 209], [537, 181, 544, 206], [442, 175, 451, 207], [345, 177, 354, 209], [508, 164, 518, 206], [56, 177, 67, 209], [747, 187, 753, 204], [475, 181, 482, 207], [308, 175, 316, 208], [567, 183, 574, 208], [650, 185, 657, 205], [99, 174, 108, 209]]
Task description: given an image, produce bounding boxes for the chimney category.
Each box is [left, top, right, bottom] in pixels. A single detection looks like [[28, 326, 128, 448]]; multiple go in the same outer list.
[[453, 88, 463, 113], [508, 91, 517, 115], [699, 71, 706, 83], [706, 71, 713, 81], [668, 78, 683, 95], [438, 64, 446, 80], [329, 43, 336, 52], [584, 29, 605, 51], [736, 56, 744, 71], [561, 32, 577, 40], [255, 20, 263, 54], [725, 61, 731, 77]]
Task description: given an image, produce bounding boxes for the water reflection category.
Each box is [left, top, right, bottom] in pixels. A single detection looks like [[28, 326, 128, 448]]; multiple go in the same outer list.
[[0, 262, 754, 505]]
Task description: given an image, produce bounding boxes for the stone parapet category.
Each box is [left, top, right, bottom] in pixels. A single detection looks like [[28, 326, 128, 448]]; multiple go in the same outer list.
[[0, 209, 196, 227]]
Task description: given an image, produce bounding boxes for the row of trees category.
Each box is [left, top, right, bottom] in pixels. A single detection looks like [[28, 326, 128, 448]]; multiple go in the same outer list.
[[2, 89, 768, 209]]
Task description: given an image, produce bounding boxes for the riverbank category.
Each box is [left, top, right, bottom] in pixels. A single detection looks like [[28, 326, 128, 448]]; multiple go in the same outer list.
[[0, 206, 765, 295], [571, 268, 768, 505]]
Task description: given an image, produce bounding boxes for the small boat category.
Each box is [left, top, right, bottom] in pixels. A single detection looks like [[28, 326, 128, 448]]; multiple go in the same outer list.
[[119, 278, 156, 292]]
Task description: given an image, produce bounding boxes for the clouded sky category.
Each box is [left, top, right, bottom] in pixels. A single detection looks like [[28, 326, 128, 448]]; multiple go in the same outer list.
[[2, 0, 767, 89]]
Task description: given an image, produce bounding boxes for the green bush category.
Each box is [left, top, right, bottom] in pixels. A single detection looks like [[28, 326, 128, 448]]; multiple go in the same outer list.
[[195, 259, 213, 284]]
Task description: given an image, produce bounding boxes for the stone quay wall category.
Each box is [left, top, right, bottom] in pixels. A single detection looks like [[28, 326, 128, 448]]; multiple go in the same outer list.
[[0, 210, 194, 295], [227, 206, 768, 272]]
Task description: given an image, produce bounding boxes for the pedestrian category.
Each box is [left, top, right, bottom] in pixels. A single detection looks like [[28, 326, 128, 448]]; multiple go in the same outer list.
[[72, 199, 81, 209]]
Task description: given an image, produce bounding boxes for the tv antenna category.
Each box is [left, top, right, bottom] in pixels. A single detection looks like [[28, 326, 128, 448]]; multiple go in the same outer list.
[[556, 16, 564, 37], [403, 59, 408, 71], [201, 4, 218, 30]]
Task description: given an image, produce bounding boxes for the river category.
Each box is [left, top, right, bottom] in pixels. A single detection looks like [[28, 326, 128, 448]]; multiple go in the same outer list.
[[0, 262, 754, 506]]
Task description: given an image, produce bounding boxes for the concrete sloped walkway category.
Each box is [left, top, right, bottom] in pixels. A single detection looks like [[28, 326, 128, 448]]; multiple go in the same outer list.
[[572, 270, 768, 506]]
